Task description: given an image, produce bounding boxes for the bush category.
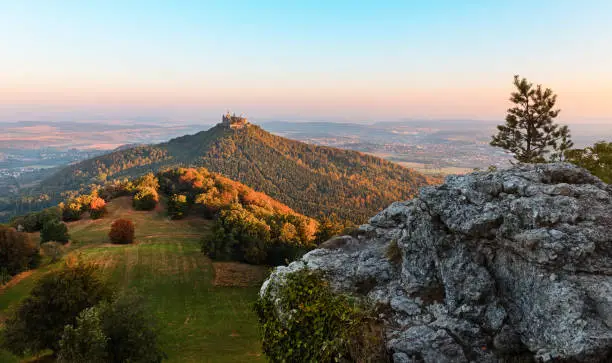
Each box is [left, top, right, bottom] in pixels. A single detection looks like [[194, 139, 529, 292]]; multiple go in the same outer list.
[[98, 179, 133, 200], [385, 239, 402, 264], [61, 201, 83, 221], [109, 219, 135, 244], [58, 293, 165, 363], [1, 261, 112, 355], [133, 187, 159, 211], [10, 207, 62, 232], [0, 226, 39, 276], [255, 269, 387, 362], [264, 243, 311, 266], [41, 220, 70, 244], [89, 197, 107, 219], [168, 194, 189, 219], [40, 241, 65, 262]]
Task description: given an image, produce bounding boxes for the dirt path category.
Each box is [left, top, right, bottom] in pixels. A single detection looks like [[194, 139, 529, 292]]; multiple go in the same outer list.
[[139, 233, 203, 239]]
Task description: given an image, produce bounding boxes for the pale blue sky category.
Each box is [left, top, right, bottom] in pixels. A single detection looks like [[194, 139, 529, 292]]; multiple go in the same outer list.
[[1, 1, 611, 123]]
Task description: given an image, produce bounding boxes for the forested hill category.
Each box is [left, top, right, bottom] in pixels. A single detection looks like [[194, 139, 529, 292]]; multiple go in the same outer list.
[[39, 123, 438, 222]]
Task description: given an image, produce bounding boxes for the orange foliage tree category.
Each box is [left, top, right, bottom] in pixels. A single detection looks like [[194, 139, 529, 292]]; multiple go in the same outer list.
[[89, 197, 107, 219], [109, 219, 135, 244]]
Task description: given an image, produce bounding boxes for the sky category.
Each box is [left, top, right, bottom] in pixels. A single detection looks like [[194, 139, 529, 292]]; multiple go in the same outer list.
[[1, 0, 611, 124]]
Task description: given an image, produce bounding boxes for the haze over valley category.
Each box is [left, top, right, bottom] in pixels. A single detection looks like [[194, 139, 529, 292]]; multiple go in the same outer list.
[[1, 1, 611, 362]]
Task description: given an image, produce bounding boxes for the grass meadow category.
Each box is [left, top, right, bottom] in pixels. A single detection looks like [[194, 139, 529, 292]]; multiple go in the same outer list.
[[0, 197, 266, 362]]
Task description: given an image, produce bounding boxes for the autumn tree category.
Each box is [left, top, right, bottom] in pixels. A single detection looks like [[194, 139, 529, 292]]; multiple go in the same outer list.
[[134, 172, 160, 191], [109, 219, 135, 244], [89, 197, 107, 219], [133, 187, 159, 211], [491, 75, 573, 163], [565, 141, 612, 183], [167, 194, 189, 219], [0, 226, 39, 276], [61, 200, 83, 221], [314, 213, 349, 244]]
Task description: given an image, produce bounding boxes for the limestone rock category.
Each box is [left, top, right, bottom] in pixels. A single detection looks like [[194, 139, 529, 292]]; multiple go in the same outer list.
[[261, 163, 612, 362]]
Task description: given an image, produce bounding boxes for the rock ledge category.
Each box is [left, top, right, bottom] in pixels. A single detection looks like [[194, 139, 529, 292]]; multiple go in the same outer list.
[[261, 163, 612, 363]]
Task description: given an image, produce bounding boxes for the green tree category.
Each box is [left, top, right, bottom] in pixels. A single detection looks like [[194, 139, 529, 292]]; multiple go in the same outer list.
[[565, 141, 612, 183], [2, 262, 112, 355], [40, 220, 70, 243], [58, 307, 109, 363], [58, 293, 165, 363], [98, 293, 166, 363], [491, 75, 573, 163]]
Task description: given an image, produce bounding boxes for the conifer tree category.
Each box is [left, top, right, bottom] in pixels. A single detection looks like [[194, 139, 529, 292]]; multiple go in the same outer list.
[[491, 75, 573, 163]]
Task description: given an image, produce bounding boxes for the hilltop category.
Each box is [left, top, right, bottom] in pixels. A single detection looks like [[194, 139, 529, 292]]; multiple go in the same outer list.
[[39, 119, 438, 222]]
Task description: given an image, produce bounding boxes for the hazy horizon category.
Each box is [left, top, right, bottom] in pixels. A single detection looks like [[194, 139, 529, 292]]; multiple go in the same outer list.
[[2, 1, 611, 124]]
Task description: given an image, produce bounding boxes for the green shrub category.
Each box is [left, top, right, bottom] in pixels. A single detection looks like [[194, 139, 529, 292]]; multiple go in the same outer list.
[[255, 269, 388, 362], [41, 220, 70, 243], [265, 243, 312, 266], [133, 187, 159, 211], [58, 293, 165, 363], [1, 261, 112, 355]]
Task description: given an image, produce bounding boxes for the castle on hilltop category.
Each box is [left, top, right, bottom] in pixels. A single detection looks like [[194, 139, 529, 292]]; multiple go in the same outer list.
[[221, 112, 249, 129]]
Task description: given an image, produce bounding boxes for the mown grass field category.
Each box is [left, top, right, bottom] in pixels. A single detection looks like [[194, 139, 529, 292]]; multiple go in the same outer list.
[[0, 197, 266, 363]]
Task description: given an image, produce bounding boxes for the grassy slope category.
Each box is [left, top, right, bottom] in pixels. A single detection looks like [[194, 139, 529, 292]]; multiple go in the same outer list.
[[0, 197, 264, 363]]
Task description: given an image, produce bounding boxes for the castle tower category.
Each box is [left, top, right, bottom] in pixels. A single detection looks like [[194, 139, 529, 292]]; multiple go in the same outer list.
[[221, 112, 249, 129]]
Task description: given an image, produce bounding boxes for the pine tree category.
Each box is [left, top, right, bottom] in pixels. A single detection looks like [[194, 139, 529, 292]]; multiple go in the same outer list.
[[491, 75, 573, 163]]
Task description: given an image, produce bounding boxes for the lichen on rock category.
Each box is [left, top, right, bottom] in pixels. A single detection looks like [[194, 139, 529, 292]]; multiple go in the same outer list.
[[261, 163, 612, 363]]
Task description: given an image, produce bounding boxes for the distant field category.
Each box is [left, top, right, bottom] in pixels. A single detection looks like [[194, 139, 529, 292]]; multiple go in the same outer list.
[[0, 197, 266, 363], [396, 161, 473, 176]]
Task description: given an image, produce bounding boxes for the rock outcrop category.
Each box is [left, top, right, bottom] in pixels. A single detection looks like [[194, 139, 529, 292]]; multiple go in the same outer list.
[[261, 163, 612, 362]]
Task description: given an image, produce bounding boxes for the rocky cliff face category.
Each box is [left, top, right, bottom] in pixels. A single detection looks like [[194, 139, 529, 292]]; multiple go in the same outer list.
[[261, 163, 612, 362]]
